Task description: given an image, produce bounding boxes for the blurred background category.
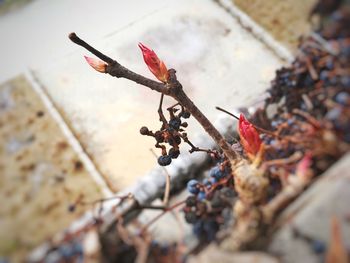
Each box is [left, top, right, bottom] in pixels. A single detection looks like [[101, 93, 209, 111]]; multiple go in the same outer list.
[[3, 0, 346, 262]]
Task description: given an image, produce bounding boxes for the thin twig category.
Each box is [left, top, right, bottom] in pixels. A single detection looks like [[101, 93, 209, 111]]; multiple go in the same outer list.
[[139, 200, 186, 234], [215, 106, 279, 138], [215, 106, 239, 120], [69, 32, 114, 64], [69, 33, 238, 162], [150, 149, 170, 206], [263, 151, 303, 167]]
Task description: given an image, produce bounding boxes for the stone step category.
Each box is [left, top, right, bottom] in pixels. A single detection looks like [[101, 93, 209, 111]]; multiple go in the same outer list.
[[0, 75, 105, 261], [231, 0, 317, 50]]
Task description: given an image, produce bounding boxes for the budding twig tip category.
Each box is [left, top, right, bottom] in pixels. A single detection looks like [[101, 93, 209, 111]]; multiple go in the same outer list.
[[68, 32, 77, 40], [215, 106, 240, 120]]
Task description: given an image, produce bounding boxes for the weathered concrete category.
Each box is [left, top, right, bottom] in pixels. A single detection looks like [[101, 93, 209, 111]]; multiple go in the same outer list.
[[268, 153, 350, 263], [0, 76, 103, 261], [188, 244, 279, 263], [232, 0, 317, 50]]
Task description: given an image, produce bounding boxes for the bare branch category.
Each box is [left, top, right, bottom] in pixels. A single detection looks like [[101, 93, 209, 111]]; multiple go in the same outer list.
[[69, 32, 238, 161]]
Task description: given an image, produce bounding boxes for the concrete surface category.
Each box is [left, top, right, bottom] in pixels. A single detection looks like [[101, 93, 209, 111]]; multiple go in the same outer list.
[[232, 0, 317, 50], [0, 76, 103, 261], [268, 153, 350, 263], [0, 0, 170, 83], [188, 245, 279, 263]]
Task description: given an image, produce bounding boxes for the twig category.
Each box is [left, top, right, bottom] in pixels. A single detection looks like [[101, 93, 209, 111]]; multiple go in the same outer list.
[[181, 134, 219, 156], [215, 106, 239, 120], [293, 108, 321, 128], [150, 149, 170, 206], [69, 33, 237, 161], [139, 200, 186, 234], [215, 106, 280, 138], [262, 173, 312, 223], [262, 151, 303, 167]]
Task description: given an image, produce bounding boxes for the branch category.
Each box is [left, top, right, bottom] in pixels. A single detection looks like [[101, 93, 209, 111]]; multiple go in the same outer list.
[[68, 32, 238, 161], [69, 32, 166, 94]]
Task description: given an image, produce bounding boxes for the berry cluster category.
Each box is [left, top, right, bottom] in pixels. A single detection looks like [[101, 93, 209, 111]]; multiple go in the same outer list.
[[139, 96, 191, 166], [183, 158, 236, 242]]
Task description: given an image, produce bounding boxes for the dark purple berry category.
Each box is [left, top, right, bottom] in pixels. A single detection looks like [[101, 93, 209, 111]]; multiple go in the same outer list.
[[326, 108, 341, 120], [187, 179, 199, 195], [312, 240, 326, 254], [154, 131, 164, 143], [319, 70, 328, 81], [175, 136, 181, 145], [329, 77, 338, 85], [271, 120, 278, 128], [335, 92, 349, 105], [181, 122, 188, 128], [168, 136, 181, 146], [209, 177, 217, 184], [186, 196, 197, 207], [169, 148, 180, 159], [193, 221, 204, 237], [139, 126, 149, 135], [203, 220, 219, 241], [185, 211, 198, 224], [169, 117, 181, 130], [181, 111, 191, 119], [197, 191, 206, 201], [202, 178, 212, 188], [158, 155, 172, 166], [341, 76, 350, 88], [220, 187, 236, 198], [209, 166, 224, 179], [59, 244, 74, 258], [211, 195, 223, 208]]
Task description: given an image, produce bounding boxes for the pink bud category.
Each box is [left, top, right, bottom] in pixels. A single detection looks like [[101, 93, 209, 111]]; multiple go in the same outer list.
[[238, 114, 262, 157], [296, 152, 313, 178], [84, 56, 107, 73], [138, 43, 169, 83]]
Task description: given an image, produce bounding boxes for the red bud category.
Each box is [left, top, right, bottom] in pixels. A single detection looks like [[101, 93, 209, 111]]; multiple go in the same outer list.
[[296, 152, 313, 179], [138, 43, 169, 83], [84, 56, 107, 73], [238, 114, 262, 157]]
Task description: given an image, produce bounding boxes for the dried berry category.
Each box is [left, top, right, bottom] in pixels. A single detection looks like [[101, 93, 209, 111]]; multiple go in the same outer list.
[[181, 122, 188, 128], [157, 155, 172, 166], [185, 211, 198, 224], [197, 191, 206, 201], [139, 126, 149, 135], [169, 117, 181, 130], [181, 111, 191, 119], [169, 148, 180, 159], [154, 131, 164, 143], [209, 166, 224, 180], [187, 179, 199, 195], [186, 196, 197, 207]]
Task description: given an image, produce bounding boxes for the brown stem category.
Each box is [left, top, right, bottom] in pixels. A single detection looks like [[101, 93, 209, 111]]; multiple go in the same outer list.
[[181, 133, 219, 156], [139, 200, 186, 234], [166, 70, 237, 160], [69, 32, 238, 161], [69, 32, 114, 64]]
